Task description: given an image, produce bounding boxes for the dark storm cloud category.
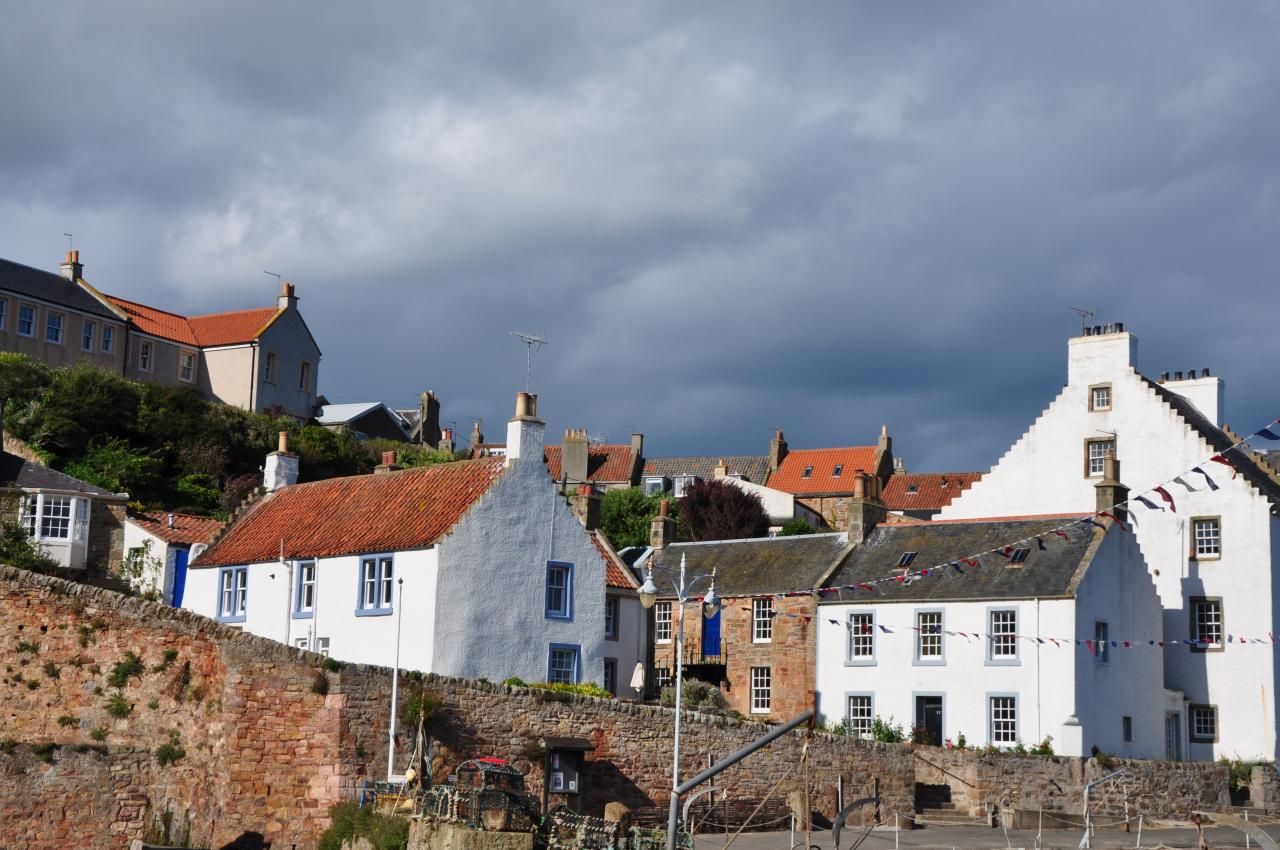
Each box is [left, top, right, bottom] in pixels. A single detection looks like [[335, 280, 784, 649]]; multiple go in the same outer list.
[[1, 1, 1277, 472]]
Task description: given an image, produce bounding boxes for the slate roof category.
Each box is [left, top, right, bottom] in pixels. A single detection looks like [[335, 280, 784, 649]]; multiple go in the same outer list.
[[193, 458, 507, 566], [128, 511, 224, 546], [0, 257, 119, 319], [0, 451, 116, 496], [317, 402, 399, 427], [882, 472, 983, 512], [767, 446, 880, 496], [643, 456, 772, 484], [646, 533, 853, 597], [1144, 378, 1280, 511], [821, 517, 1101, 603], [544, 445, 635, 484], [105, 295, 281, 347]]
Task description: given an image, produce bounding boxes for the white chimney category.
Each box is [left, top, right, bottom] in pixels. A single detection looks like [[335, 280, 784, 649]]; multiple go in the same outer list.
[[1162, 369, 1225, 426], [1067, 326, 1137, 386], [504, 392, 545, 465], [264, 431, 299, 491]]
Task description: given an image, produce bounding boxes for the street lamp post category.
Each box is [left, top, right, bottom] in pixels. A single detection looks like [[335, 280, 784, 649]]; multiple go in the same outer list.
[[638, 554, 720, 850]]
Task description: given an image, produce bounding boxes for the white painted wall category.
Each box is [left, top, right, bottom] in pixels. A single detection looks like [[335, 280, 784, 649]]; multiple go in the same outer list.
[[182, 548, 440, 672], [122, 519, 176, 602], [720, 476, 822, 530], [606, 594, 647, 700], [939, 330, 1280, 760]]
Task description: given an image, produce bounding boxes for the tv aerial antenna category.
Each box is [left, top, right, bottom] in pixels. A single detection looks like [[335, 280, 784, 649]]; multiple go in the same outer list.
[[510, 331, 547, 393], [62, 233, 73, 250], [1069, 306, 1096, 334]]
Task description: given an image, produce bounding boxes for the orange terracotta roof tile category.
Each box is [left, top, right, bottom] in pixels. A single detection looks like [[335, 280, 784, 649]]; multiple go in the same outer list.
[[194, 458, 507, 566], [188, 307, 281, 346], [592, 531, 639, 590], [104, 295, 281, 347], [882, 472, 984, 511], [767, 446, 879, 495], [128, 510, 224, 546], [544, 445, 635, 483], [106, 296, 198, 345]]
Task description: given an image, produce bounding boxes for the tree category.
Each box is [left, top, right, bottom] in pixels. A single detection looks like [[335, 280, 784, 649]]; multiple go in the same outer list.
[[599, 487, 678, 548], [677, 478, 770, 542], [778, 518, 815, 536]]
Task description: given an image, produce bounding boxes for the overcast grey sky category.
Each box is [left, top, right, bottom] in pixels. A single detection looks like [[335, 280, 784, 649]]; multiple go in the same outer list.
[[2, 2, 1277, 472]]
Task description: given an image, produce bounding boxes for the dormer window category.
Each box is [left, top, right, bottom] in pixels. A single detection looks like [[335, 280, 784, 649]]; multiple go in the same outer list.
[[897, 552, 917, 567], [832, 464, 844, 477], [802, 466, 813, 479], [1009, 548, 1031, 565], [906, 484, 919, 494]]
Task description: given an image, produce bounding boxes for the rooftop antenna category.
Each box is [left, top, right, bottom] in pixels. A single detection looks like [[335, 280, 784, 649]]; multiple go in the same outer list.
[[264, 271, 282, 292], [510, 331, 547, 393], [62, 232, 73, 250], [1069, 306, 1096, 334]]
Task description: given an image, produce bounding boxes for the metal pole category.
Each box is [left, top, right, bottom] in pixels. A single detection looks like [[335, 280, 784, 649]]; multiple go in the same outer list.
[[1246, 809, 1251, 849], [1135, 814, 1143, 849], [895, 814, 900, 850], [387, 577, 405, 781], [667, 556, 688, 850], [675, 710, 815, 794]]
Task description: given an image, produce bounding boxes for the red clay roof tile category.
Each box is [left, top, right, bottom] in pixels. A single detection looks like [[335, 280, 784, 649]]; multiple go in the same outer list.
[[105, 295, 281, 347], [544, 445, 635, 484], [128, 511, 224, 546], [766, 446, 879, 495], [592, 532, 639, 590], [194, 458, 506, 566], [882, 472, 984, 512]]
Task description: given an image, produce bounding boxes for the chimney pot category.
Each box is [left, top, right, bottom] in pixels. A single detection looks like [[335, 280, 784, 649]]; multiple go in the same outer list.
[[1115, 322, 1124, 332], [659, 499, 669, 518], [382, 451, 397, 466], [1174, 371, 1183, 381], [1201, 368, 1209, 378], [278, 431, 289, 453]]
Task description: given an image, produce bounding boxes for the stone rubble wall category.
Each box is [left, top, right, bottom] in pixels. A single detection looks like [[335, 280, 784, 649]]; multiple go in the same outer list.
[[0, 566, 1232, 849], [913, 745, 1229, 820]]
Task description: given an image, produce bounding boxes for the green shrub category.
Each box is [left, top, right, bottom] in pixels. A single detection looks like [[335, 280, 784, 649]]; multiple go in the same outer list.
[[1029, 736, 1055, 756], [318, 801, 410, 850], [90, 727, 108, 742], [779, 518, 816, 536], [57, 715, 77, 727], [659, 680, 726, 712], [400, 690, 442, 730], [16, 640, 38, 654], [322, 656, 341, 672], [105, 693, 132, 718], [871, 716, 905, 744], [155, 731, 185, 766], [31, 742, 56, 763], [503, 676, 528, 688], [107, 652, 145, 688], [42, 662, 60, 680], [311, 671, 330, 696], [151, 649, 179, 673]]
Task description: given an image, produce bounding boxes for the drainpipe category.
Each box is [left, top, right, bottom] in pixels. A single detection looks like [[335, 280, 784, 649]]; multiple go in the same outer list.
[[1036, 599, 1042, 743], [248, 342, 258, 412]]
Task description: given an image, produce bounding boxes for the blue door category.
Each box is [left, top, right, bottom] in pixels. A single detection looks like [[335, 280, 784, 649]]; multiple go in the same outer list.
[[171, 548, 189, 608], [703, 609, 721, 657]]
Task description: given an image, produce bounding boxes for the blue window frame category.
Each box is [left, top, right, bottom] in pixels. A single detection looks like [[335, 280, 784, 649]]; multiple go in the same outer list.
[[545, 561, 573, 620], [217, 566, 248, 623], [356, 554, 394, 615], [293, 560, 316, 618], [548, 643, 581, 684]]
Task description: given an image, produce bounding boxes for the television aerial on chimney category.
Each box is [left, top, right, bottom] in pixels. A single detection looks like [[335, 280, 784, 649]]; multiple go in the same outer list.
[[510, 330, 547, 393], [1069, 306, 1096, 334], [63, 232, 73, 250]]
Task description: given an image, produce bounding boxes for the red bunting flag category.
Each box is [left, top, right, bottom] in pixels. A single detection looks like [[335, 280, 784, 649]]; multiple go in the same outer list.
[[1152, 486, 1177, 512], [1085, 640, 1096, 656], [1052, 530, 1069, 539], [1210, 454, 1239, 478]]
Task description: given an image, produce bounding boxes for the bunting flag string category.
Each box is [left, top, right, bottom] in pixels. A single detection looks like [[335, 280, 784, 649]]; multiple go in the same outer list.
[[705, 413, 1280, 605]]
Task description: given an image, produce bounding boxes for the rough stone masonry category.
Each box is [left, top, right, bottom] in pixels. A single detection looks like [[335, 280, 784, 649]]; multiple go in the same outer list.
[[0, 566, 1230, 850]]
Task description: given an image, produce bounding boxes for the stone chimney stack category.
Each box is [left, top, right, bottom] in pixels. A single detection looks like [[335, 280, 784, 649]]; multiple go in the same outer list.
[[277, 281, 298, 310], [629, 432, 644, 483], [1094, 451, 1129, 524], [562, 428, 590, 486], [505, 391, 545, 464], [846, 472, 886, 542], [650, 499, 675, 549], [375, 450, 402, 474], [573, 484, 602, 531], [714, 458, 728, 479], [470, 420, 485, 452], [769, 429, 788, 473], [417, 391, 442, 447], [438, 427, 454, 455], [59, 250, 83, 281], [264, 431, 299, 492], [878, 424, 892, 455]]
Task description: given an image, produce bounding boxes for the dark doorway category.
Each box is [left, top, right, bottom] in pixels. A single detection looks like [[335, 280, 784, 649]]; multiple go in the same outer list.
[[915, 696, 943, 745]]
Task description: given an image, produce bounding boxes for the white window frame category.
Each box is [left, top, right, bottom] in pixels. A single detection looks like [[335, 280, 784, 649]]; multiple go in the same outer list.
[[316, 636, 330, 657], [915, 609, 944, 664], [1190, 704, 1218, 743], [1192, 517, 1221, 559], [139, 340, 153, 372], [46, 312, 64, 345], [20, 494, 89, 543], [987, 608, 1019, 664], [846, 610, 875, 665], [356, 555, 394, 615], [846, 693, 874, 740], [101, 325, 114, 353], [264, 351, 276, 383], [604, 596, 619, 640], [1191, 598, 1223, 649], [1090, 384, 1112, 411], [17, 303, 35, 337], [989, 694, 1018, 746], [82, 320, 95, 352], [1094, 621, 1109, 664], [750, 666, 771, 714], [752, 597, 774, 643], [1086, 439, 1114, 478], [643, 477, 665, 496], [654, 600, 673, 643], [179, 350, 196, 383]]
